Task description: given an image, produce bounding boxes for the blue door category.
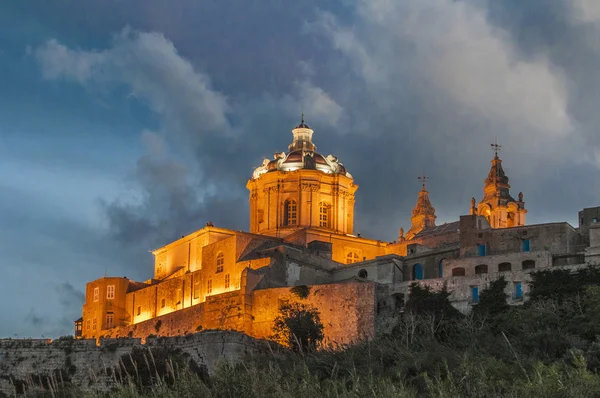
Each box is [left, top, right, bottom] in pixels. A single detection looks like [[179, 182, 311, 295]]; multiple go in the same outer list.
[[439, 259, 444, 278], [478, 244, 487, 256], [471, 286, 479, 304], [515, 282, 523, 299], [413, 264, 423, 280], [522, 239, 530, 252]]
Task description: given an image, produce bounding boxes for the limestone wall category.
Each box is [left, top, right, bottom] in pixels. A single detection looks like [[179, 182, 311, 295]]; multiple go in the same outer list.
[[0, 331, 265, 396], [251, 282, 376, 346]]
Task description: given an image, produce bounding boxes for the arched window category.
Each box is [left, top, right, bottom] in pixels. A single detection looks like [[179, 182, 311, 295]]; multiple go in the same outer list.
[[452, 267, 466, 277], [358, 269, 368, 279], [438, 259, 445, 278], [413, 263, 423, 280], [284, 200, 297, 225], [475, 264, 488, 275], [346, 252, 360, 264], [319, 202, 329, 227], [522, 260, 535, 270], [498, 262, 512, 272], [216, 252, 224, 273]]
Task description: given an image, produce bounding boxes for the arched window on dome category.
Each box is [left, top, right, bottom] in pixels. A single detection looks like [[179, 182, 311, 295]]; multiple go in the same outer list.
[[346, 251, 360, 264], [319, 202, 329, 228], [284, 199, 297, 226]]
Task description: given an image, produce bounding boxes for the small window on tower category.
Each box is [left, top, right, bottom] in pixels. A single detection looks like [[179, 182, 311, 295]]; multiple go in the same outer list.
[[137, 306, 141, 316], [93, 287, 99, 302], [207, 280, 213, 294], [285, 200, 297, 226], [225, 274, 230, 289], [106, 285, 115, 300], [161, 298, 166, 308], [216, 252, 224, 273], [92, 318, 97, 331], [319, 202, 329, 227]]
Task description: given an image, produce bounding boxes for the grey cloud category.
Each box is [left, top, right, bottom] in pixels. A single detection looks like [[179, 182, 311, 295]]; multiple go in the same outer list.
[[32, 0, 600, 282], [24, 309, 45, 327], [55, 282, 85, 310]]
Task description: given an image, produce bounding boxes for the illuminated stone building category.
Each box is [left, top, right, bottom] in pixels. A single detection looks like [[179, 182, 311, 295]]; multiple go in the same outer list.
[[78, 117, 600, 345]]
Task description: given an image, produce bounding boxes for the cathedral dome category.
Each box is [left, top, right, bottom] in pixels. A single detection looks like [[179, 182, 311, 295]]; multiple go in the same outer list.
[[251, 116, 351, 180]]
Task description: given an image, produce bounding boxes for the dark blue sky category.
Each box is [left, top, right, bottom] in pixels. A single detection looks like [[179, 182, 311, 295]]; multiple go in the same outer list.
[[1, 0, 599, 337]]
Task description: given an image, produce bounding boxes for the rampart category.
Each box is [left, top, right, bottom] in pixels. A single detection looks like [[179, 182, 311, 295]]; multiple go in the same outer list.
[[0, 331, 268, 396]]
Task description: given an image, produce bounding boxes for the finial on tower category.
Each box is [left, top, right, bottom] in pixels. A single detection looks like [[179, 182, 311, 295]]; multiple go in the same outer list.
[[491, 137, 501, 158], [301, 112, 304, 124], [418, 173, 430, 190]]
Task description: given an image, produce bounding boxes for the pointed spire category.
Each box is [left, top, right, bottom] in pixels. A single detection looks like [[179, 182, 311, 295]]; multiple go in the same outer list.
[[406, 175, 437, 240]]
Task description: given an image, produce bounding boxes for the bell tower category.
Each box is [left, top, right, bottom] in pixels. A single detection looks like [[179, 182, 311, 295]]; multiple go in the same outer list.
[[406, 175, 437, 240], [475, 141, 526, 228]]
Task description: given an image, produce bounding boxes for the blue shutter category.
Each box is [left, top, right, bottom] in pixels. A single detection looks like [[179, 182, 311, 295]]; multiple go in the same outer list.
[[522, 239, 530, 252], [414, 264, 423, 280], [438, 260, 444, 278], [471, 286, 479, 304], [515, 282, 523, 299], [478, 244, 487, 256]]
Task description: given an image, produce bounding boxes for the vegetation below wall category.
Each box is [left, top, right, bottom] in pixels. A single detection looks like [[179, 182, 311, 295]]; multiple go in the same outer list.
[[20, 266, 600, 397]]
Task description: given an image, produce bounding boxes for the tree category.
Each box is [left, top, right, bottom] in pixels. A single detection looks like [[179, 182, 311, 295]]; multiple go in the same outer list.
[[272, 302, 324, 352], [472, 277, 509, 320]]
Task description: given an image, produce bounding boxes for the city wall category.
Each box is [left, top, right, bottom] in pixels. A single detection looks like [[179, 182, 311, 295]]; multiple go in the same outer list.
[[0, 331, 268, 396]]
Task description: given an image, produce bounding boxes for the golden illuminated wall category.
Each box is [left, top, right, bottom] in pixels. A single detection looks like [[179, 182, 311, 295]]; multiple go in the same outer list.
[[152, 227, 236, 280], [81, 277, 131, 340], [284, 229, 387, 264], [247, 170, 357, 237], [124, 232, 272, 329]]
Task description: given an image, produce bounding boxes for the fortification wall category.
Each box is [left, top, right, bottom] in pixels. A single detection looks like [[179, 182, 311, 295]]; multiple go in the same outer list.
[[103, 302, 205, 342], [251, 282, 376, 346], [0, 331, 267, 396]]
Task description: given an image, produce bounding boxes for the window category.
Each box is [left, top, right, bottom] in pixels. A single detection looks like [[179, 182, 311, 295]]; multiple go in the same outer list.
[[498, 262, 512, 272], [225, 274, 230, 289], [522, 260, 536, 270], [358, 269, 368, 278], [514, 282, 523, 300], [475, 264, 488, 275], [452, 267, 466, 277], [106, 285, 115, 299], [92, 318, 97, 331], [471, 286, 479, 304], [161, 298, 166, 308], [93, 287, 99, 302], [207, 280, 213, 294], [522, 239, 530, 252], [106, 312, 114, 329], [319, 202, 328, 227], [284, 199, 297, 225], [438, 259, 445, 278], [413, 263, 423, 280], [137, 306, 141, 316], [346, 251, 360, 264], [477, 244, 487, 256], [86, 320, 91, 330], [216, 252, 224, 273], [193, 281, 200, 300]]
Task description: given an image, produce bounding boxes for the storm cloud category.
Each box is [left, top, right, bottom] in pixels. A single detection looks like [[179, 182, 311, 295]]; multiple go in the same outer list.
[[1, 0, 599, 337]]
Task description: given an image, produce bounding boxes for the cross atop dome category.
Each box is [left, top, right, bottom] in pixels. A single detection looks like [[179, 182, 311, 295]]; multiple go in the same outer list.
[[295, 112, 311, 129]]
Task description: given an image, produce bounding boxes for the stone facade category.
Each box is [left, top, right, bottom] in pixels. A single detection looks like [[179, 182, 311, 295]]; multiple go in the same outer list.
[[78, 118, 600, 348], [0, 331, 268, 396]]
